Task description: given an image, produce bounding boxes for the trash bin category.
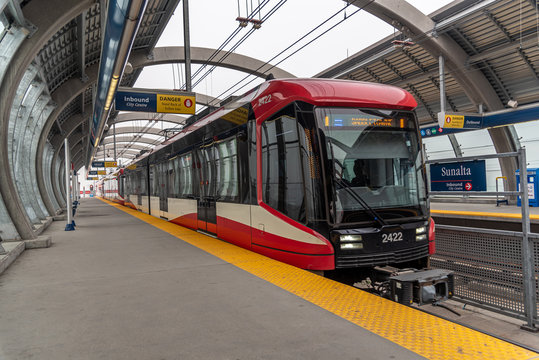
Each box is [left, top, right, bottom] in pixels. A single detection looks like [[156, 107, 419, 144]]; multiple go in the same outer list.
[[516, 168, 539, 207]]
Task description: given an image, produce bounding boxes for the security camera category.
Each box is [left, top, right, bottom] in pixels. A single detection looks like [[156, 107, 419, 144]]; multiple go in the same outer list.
[[507, 100, 518, 108]]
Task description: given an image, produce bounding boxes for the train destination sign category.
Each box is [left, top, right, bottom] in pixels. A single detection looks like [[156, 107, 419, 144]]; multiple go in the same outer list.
[[430, 160, 486, 192], [323, 114, 410, 128], [115, 87, 195, 114]]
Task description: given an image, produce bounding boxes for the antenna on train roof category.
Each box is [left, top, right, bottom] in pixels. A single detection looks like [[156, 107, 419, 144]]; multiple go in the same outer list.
[[265, 73, 275, 81]]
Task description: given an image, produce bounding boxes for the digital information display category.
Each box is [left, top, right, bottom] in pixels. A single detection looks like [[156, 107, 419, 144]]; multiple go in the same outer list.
[[324, 115, 408, 128]]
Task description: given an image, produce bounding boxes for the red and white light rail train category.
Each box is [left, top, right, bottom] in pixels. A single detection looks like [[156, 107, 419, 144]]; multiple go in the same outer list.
[[101, 78, 435, 271]]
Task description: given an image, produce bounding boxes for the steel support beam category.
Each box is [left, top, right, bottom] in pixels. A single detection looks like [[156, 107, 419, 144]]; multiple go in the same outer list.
[[76, 11, 88, 82], [130, 47, 295, 82], [0, 0, 92, 239], [350, 0, 518, 193], [183, 0, 192, 92]]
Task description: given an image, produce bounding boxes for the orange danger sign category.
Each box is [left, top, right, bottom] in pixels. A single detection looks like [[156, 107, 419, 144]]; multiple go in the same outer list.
[[443, 114, 465, 128]]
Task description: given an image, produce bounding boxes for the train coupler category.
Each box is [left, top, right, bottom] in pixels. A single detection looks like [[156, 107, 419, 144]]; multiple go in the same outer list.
[[372, 266, 454, 306], [389, 268, 454, 306]]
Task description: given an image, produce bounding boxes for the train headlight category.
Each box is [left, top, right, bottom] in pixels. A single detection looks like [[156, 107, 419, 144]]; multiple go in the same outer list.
[[416, 226, 426, 234], [340, 234, 362, 242], [340, 243, 363, 250], [415, 234, 427, 242]]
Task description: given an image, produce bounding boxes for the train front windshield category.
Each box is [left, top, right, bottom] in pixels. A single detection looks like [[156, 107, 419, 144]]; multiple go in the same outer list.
[[315, 108, 427, 224]]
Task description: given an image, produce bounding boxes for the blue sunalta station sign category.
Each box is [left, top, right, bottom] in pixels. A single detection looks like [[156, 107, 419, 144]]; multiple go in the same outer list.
[[430, 160, 487, 192]]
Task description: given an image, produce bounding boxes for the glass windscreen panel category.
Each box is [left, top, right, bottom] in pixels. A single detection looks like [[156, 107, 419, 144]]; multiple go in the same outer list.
[[315, 108, 426, 224]]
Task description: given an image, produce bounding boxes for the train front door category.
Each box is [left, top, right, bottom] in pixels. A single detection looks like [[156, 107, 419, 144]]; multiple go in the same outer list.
[[196, 146, 217, 234]]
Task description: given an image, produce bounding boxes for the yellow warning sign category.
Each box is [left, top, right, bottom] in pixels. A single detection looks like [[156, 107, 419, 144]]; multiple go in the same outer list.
[[126, 164, 137, 170], [222, 107, 249, 125], [156, 94, 196, 114], [443, 114, 465, 128]]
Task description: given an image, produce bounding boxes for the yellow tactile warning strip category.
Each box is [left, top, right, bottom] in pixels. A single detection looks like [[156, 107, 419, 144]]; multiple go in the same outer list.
[[99, 198, 538, 360], [432, 209, 539, 220]]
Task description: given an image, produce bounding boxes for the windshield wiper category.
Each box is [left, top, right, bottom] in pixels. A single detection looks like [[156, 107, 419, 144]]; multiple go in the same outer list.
[[334, 178, 387, 227]]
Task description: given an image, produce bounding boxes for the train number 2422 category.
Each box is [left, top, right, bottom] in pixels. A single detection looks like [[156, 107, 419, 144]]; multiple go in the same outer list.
[[382, 232, 403, 243]]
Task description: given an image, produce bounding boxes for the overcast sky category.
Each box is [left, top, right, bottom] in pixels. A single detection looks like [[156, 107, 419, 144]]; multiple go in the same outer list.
[[135, 0, 454, 100]]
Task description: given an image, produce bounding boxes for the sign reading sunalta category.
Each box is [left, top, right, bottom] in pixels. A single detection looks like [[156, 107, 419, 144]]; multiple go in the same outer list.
[[430, 160, 487, 192]]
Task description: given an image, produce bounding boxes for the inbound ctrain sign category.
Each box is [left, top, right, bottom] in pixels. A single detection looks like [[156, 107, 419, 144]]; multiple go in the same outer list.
[[430, 160, 487, 192], [115, 87, 196, 114]]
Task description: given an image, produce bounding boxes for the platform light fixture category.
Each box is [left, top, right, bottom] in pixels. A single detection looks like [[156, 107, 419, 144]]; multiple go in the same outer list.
[[104, 75, 120, 111]]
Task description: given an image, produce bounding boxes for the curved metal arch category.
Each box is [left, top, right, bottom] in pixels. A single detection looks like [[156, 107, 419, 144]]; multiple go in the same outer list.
[[0, 0, 94, 239], [352, 0, 519, 193], [113, 112, 188, 125], [101, 126, 164, 137], [96, 144, 150, 154], [93, 151, 142, 162], [101, 136, 163, 146], [50, 113, 87, 150], [129, 46, 295, 81]]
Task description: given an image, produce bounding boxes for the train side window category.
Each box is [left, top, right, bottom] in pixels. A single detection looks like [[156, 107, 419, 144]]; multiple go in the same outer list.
[[216, 137, 239, 202], [261, 113, 306, 223], [179, 153, 193, 197], [139, 167, 148, 196], [150, 165, 158, 197], [213, 145, 221, 198], [170, 157, 179, 198]]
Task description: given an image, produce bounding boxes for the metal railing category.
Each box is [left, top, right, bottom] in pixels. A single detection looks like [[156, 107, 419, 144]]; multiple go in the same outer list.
[[426, 148, 538, 330], [431, 225, 539, 327]]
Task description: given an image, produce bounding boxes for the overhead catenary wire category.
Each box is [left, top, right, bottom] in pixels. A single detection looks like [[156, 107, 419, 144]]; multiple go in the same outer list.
[[189, 0, 287, 90], [209, 0, 373, 104], [536, 0, 539, 48], [182, 0, 274, 89]]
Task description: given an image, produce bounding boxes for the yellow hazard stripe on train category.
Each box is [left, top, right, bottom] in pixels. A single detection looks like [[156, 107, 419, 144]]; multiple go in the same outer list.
[[100, 198, 538, 360]]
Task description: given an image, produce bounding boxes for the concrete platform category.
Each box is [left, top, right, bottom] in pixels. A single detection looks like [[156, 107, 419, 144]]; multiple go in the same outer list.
[[0, 241, 25, 275], [0, 198, 427, 360]]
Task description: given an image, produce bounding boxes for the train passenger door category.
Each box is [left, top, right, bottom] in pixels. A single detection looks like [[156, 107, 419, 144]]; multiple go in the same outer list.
[[196, 146, 217, 234], [159, 162, 168, 217], [136, 169, 143, 206]]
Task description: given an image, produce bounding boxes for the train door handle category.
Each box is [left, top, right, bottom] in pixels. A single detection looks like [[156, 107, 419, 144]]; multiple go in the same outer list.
[[258, 223, 265, 234]]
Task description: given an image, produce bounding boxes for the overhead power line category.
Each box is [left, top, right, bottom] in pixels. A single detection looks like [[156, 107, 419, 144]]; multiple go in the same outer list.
[[210, 0, 373, 103], [182, 0, 275, 89]]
